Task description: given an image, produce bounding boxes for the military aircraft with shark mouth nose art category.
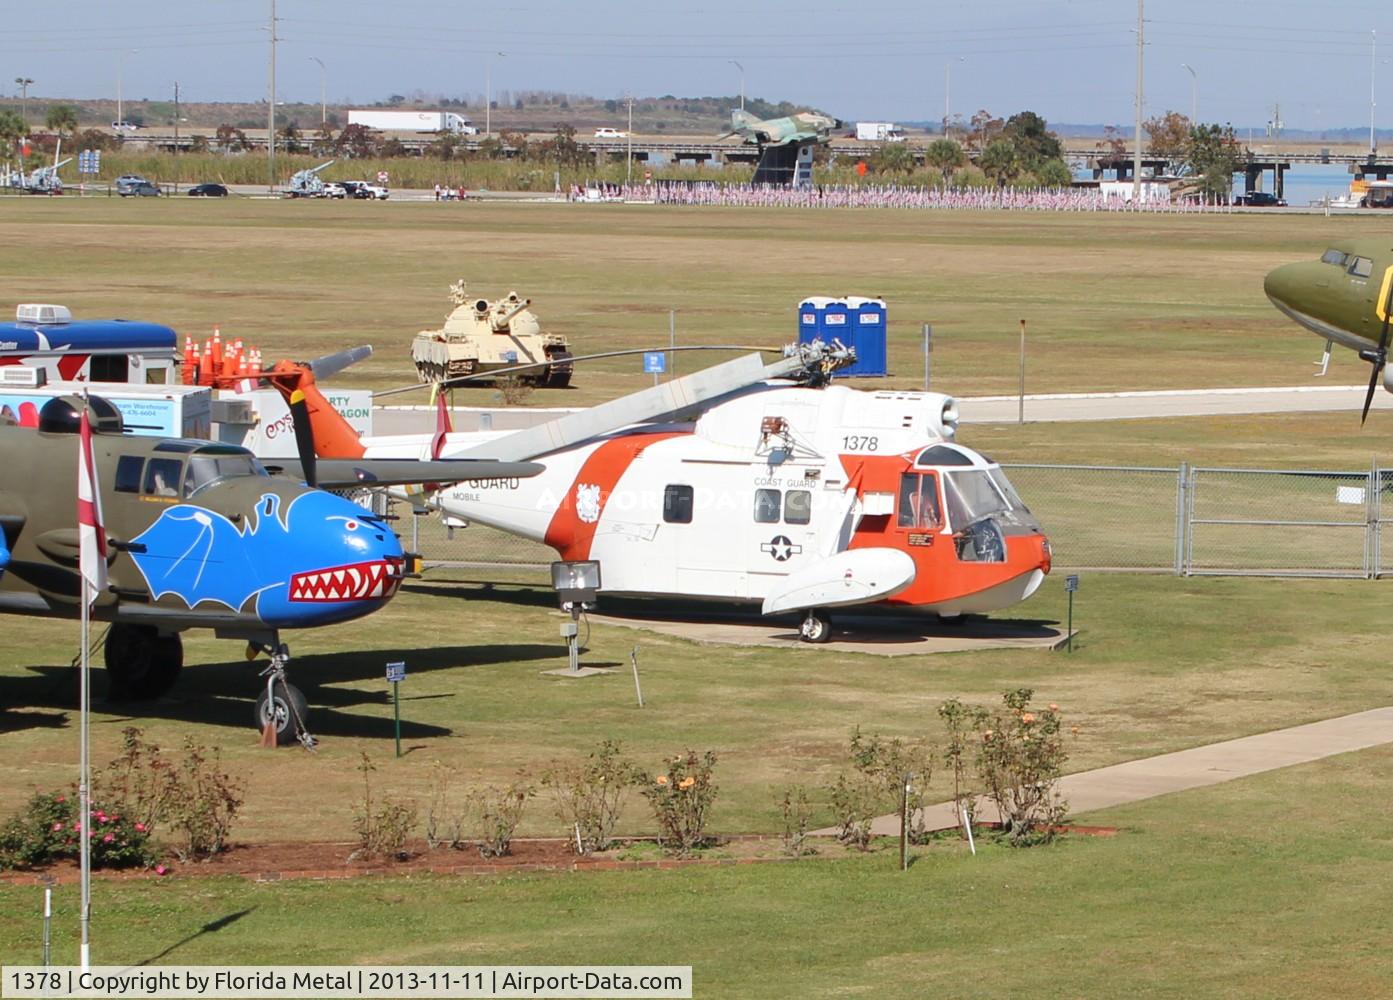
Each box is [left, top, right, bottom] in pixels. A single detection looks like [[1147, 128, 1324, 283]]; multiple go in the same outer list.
[[0, 390, 542, 746]]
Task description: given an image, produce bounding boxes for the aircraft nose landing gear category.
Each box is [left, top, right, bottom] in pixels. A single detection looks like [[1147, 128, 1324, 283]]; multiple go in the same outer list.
[[799, 608, 833, 644], [249, 640, 316, 750]]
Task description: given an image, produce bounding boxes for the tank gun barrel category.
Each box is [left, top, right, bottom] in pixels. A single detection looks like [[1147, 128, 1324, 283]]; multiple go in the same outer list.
[[490, 297, 532, 331]]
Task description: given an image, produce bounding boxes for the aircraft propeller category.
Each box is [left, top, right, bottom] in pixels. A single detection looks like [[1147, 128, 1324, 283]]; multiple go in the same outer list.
[[1358, 279, 1393, 425], [288, 389, 318, 488]]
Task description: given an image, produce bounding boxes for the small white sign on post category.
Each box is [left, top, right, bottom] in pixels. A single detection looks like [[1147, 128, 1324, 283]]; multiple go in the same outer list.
[[1336, 486, 1366, 505], [385, 661, 405, 683]]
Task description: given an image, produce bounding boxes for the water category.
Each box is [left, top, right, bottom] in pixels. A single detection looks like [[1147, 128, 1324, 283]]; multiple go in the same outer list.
[[1252, 163, 1356, 206]]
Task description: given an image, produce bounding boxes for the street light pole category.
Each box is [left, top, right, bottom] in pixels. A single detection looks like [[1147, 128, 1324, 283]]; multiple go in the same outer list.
[[486, 51, 506, 135], [116, 50, 137, 127], [14, 77, 33, 127], [944, 57, 963, 135], [1133, 0, 1145, 202], [729, 60, 744, 111], [1181, 62, 1197, 123], [626, 95, 634, 186], [1372, 30, 1379, 155], [310, 56, 326, 126]]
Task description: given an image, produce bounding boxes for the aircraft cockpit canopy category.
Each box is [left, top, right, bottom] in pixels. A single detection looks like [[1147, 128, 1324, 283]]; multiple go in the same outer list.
[[1320, 247, 1373, 278], [184, 444, 269, 496]]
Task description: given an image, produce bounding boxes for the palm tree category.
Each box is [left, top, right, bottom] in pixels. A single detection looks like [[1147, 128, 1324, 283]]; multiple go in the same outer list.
[[979, 139, 1019, 186], [44, 104, 78, 137], [925, 139, 966, 181], [0, 111, 26, 154]]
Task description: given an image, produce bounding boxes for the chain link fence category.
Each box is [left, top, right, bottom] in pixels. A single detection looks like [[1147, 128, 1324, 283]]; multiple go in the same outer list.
[[395, 463, 1393, 579]]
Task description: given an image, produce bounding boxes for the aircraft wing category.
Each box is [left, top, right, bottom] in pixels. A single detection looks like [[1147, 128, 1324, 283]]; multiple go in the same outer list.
[[264, 458, 544, 488]]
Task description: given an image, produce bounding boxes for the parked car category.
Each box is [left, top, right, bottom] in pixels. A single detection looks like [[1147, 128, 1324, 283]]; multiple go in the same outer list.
[[187, 183, 228, 197], [593, 127, 628, 139], [320, 182, 347, 199], [340, 180, 388, 200], [110, 121, 142, 132], [128, 181, 162, 197], [1234, 191, 1286, 207], [115, 174, 149, 196]]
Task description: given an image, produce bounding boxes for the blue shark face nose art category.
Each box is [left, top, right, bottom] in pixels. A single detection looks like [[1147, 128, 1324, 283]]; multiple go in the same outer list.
[[129, 490, 404, 626]]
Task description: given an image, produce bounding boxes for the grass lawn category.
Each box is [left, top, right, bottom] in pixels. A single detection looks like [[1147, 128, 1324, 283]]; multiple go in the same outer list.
[[3, 200, 1391, 991], [3, 744, 1391, 997], [0, 197, 1380, 406]]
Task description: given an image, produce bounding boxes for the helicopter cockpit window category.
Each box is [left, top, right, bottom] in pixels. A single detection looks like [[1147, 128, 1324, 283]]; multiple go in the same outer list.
[[754, 488, 781, 523], [1349, 256, 1374, 279], [185, 451, 268, 496], [897, 473, 942, 529], [142, 458, 183, 497], [1321, 249, 1349, 266]]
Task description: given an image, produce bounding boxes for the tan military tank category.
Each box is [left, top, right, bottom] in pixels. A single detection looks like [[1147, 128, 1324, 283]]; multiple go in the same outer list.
[[410, 281, 573, 387]]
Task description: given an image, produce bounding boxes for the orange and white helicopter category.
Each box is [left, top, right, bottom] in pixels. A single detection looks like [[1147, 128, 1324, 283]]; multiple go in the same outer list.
[[278, 343, 1052, 641]]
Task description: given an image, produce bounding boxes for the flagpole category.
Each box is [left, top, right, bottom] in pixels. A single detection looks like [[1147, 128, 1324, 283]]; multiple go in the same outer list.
[[79, 572, 90, 971]]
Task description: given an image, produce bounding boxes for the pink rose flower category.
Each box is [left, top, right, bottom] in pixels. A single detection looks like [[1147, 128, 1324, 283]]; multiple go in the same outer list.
[[103, 834, 114, 843], [134, 822, 146, 833], [51, 822, 63, 832], [154, 864, 168, 876]]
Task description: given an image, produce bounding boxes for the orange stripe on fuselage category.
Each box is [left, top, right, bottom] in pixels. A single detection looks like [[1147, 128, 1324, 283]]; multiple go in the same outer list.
[[544, 431, 686, 560]]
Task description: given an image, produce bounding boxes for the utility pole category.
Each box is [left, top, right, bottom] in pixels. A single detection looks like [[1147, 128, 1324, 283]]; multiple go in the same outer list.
[[310, 57, 326, 125], [626, 95, 634, 187], [267, 0, 278, 193], [14, 77, 33, 126], [1133, 0, 1144, 203], [173, 81, 180, 167]]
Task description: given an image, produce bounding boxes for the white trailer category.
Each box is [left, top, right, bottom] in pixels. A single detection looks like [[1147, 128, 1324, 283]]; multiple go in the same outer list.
[[0, 382, 211, 439], [855, 122, 907, 142], [347, 110, 476, 135]]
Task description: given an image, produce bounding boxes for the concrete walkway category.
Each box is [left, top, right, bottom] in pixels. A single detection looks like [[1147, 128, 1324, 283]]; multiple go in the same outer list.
[[815, 706, 1393, 837]]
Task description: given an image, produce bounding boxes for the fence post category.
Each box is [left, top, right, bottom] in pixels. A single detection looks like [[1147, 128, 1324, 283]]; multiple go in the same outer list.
[[1175, 462, 1188, 576], [1369, 458, 1380, 579], [1183, 464, 1196, 577]]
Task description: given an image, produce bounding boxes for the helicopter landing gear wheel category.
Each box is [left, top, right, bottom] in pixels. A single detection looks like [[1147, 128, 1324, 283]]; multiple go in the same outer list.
[[799, 609, 833, 644], [250, 641, 316, 749], [103, 625, 183, 700]]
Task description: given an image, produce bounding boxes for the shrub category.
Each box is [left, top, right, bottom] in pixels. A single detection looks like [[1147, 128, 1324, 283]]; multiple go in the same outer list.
[[641, 750, 718, 857], [164, 739, 245, 861], [829, 727, 934, 848], [776, 785, 815, 858], [540, 740, 643, 854], [96, 728, 244, 862], [96, 727, 175, 836], [471, 779, 533, 859], [351, 753, 418, 860], [938, 699, 989, 832], [0, 790, 156, 870], [973, 689, 1069, 845], [425, 760, 467, 851]]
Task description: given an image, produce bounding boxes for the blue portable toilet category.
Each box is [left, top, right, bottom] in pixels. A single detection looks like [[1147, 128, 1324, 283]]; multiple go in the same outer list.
[[797, 296, 835, 347], [843, 296, 888, 376], [820, 298, 852, 352]]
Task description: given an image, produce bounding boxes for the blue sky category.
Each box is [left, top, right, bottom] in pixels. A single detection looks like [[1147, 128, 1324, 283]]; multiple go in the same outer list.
[[3, 0, 1386, 131]]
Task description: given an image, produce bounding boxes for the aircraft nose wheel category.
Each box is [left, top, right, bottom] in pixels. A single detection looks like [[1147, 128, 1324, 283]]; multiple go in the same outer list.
[[799, 609, 833, 644], [251, 642, 316, 749]]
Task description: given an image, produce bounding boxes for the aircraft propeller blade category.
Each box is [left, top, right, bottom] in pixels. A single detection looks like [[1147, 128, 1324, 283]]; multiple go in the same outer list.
[[288, 389, 318, 488], [1359, 281, 1393, 425]]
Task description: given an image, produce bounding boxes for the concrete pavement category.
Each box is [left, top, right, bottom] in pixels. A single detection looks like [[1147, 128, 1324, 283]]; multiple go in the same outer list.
[[814, 705, 1393, 837]]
